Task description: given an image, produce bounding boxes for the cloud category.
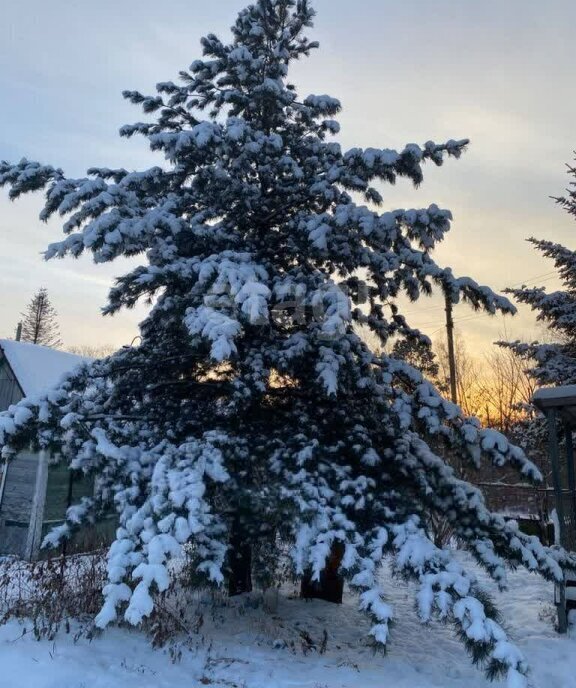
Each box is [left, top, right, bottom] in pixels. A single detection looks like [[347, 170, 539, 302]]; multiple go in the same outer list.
[[1, 0, 575, 353]]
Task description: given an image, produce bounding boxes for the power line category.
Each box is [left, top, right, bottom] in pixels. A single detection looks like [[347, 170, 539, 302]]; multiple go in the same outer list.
[[412, 308, 513, 334], [398, 271, 560, 322], [504, 270, 558, 289], [386, 267, 562, 344], [411, 310, 497, 329], [401, 304, 446, 317]]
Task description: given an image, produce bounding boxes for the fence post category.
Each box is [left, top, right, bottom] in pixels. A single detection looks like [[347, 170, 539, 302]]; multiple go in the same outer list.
[[547, 409, 568, 633], [565, 428, 576, 547]]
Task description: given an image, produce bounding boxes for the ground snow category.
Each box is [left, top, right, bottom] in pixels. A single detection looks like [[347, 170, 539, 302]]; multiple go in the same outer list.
[[1, 561, 575, 688]]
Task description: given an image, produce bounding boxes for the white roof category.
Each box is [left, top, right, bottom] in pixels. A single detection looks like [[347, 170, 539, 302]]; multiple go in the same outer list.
[[533, 385, 576, 406], [0, 339, 89, 398]]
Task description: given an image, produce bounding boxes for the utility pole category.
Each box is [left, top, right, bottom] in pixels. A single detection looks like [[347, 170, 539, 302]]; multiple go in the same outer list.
[[444, 294, 457, 405], [445, 294, 464, 478]]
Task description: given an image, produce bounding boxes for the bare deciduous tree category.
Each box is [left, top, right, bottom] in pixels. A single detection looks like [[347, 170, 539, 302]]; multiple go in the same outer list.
[[477, 347, 536, 433], [65, 344, 116, 359], [435, 333, 483, 418]]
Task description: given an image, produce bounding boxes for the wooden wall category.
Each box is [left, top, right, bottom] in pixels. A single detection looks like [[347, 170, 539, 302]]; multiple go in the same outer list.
[[0, 355, 30, 556], [0, 356, 23, 411], [0, 450, 39, 557], [0, 352, 109, 559]]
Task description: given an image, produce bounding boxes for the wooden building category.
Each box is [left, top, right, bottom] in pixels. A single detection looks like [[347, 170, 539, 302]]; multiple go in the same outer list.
[[0, 339, 88, 559]]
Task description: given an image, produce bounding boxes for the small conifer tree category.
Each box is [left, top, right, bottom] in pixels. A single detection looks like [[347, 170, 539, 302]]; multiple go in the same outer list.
[[19, 287, 62, 348]]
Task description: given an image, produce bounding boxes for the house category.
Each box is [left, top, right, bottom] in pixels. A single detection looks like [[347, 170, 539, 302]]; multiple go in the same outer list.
[[0, 339, 90, 559]]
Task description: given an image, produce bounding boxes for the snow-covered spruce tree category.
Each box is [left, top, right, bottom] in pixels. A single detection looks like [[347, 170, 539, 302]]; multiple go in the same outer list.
[[502, 160, 576, 385], [500, 160, 576, 452], [20, 287, 62, 348], [0, 2, 574, 684]]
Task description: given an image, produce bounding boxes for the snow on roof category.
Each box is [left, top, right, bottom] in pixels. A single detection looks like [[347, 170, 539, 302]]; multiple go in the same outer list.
[[533, 385, 576, 408], [0, 339, 89, 398]]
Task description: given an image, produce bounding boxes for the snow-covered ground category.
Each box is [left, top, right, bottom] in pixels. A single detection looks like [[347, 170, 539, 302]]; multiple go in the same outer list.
[[1, 560, 575, 688]]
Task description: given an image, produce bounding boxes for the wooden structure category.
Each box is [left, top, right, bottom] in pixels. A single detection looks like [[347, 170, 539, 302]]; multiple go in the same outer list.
[[533, 385, 576, 633], [0, 339, 88, 559]]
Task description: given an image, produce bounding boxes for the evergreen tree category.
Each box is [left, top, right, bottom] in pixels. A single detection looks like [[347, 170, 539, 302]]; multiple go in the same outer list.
[[502, 156, 576, 385], [19, 287, 62, 348], [499, 159, 576, 461], [392, 337, 440, 383], [1, 2, 574, 684]]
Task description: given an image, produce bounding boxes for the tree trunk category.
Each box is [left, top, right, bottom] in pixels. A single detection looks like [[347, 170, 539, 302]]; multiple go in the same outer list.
[[300, 541, 344, 603], [227, 517, 253, 596]]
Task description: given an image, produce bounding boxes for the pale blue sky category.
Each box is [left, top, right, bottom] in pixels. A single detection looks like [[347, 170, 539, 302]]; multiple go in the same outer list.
[[1, 0, 575, 354]]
